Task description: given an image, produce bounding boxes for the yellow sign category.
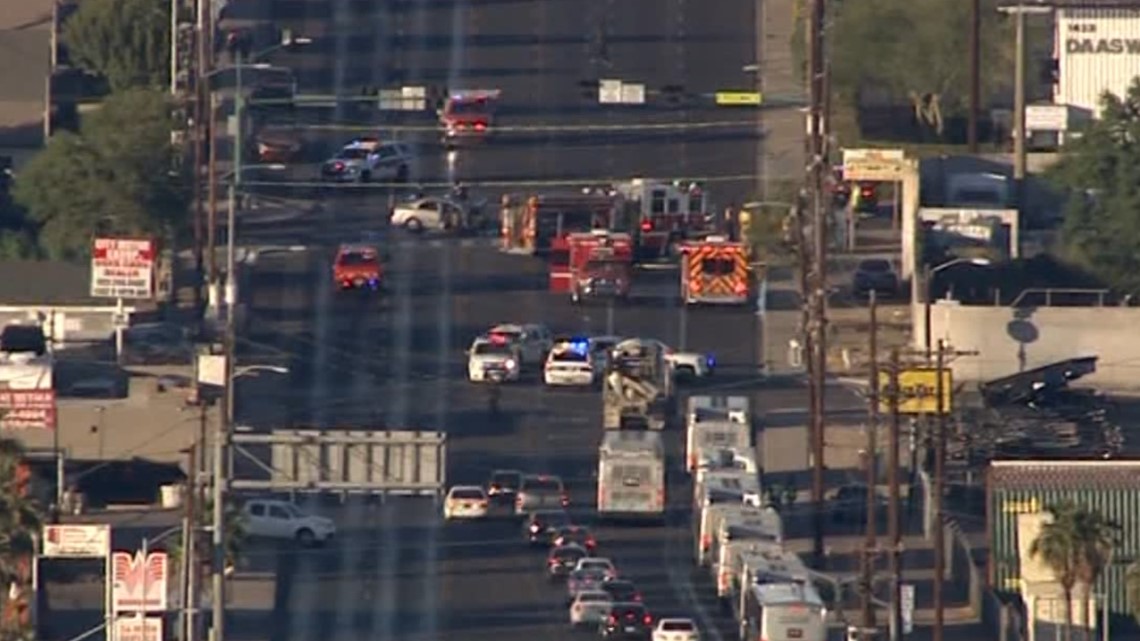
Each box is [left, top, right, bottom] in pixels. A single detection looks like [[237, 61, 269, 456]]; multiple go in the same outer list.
[[877, 368, 952, 414], [715, 91, 762, 106]]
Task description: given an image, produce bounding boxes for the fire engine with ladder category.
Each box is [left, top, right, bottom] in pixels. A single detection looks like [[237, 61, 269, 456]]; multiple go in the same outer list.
[[680, 236, 751, 306], [553, 230, 635, 302], [611, 179, 714, 261], [500, 192, 618, 256]]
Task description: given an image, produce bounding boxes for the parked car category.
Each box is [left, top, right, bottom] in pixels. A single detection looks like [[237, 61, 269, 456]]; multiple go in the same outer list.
[[241, 499, 336, 546]]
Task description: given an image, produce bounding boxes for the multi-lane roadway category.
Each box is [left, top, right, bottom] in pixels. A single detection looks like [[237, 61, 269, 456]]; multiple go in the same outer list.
[[225, 1, 780, 640]]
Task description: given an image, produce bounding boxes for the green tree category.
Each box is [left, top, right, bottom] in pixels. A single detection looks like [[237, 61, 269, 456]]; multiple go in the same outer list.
[[828, 0, 1012, 135], [167, 498, 248, 575], [1127, 561, 1140, 626], [13, 88, 187, 260], [1030, 503, 1118, 641], [62, 0, 170, 92], [1049, 78, 1140, 294], [0, 439, 42, 641]]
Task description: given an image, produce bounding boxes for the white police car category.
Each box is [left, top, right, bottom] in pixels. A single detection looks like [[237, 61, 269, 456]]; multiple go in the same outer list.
[[320, 138, 412, 183], [466, 334, 521, 382], [543, 339, 599, 387]]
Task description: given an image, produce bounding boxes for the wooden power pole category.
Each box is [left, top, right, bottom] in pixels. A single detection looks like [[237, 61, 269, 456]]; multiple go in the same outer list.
[[862, 290, 879, 630], [887, 348, 903, 641], [806, 0, 829, 568]]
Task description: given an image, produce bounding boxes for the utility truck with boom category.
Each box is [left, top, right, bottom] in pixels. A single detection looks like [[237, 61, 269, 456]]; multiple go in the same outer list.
[[602, 338, 674, 431]]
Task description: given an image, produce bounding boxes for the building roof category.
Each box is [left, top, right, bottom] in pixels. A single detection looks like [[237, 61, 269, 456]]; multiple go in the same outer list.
[[990, 460, 1140, 490], [0, 0, 52, 145], [0, 260, 104, 305]]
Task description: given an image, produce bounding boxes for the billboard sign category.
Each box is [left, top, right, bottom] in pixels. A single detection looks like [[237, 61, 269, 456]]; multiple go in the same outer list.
[[113, 616, 163, 641], [842, 148, 907, 182], [42, 524, 111, 558], [0, 390, 56, 430], [111, 551, 169, 612], [878, 368, 952, 414], [91, 237, 156, 300]]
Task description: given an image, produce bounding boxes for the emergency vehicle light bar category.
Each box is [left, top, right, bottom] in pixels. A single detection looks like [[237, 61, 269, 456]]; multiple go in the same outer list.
[[449, 89, 502, 101]]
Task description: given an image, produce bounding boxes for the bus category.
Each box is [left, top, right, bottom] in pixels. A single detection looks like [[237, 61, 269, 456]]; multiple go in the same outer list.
[[739, 582, 827, 641], [597, 430, 666, 521]]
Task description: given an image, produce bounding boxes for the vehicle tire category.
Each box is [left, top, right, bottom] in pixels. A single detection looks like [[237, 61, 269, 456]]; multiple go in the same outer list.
[[359, 170, 371, 183], [295, 528, 316, 546], [396, 165, 409, 182], [675, 365, 696, 380], [404, 217, 423, 233]]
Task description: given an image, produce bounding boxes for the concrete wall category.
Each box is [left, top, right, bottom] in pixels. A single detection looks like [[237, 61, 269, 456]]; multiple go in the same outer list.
[[913, 299, 1140, 390]]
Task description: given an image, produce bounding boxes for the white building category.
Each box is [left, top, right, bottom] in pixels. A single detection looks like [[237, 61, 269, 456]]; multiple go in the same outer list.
[[1054, 7, 1140, 116]]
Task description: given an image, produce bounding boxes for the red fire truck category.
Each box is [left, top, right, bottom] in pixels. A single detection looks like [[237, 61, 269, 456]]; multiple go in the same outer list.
[[552, 230, 634, 302], [611, 179, 714, 261], [500, 192, 619, 256]]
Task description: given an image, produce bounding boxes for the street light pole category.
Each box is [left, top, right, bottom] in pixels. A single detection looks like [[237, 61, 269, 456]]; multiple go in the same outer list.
[[923, 257, 991, 362], [211, 46, 242, 641]]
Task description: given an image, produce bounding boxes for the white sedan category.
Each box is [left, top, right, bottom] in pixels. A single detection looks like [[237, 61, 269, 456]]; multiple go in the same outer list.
[[570, 590, 613, 628], [544, 340, 598, 387], [653, 618, 700, 641], [389, 195, 479, 233], [443, 485, 489, 520]]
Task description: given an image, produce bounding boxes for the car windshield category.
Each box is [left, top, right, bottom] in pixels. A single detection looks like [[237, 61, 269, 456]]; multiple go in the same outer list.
[[451, 488, 483, 500], [336, 148, 371, 160], [586, 260, 624, 275], [524, 478, 563, 492], [339, 252, 376, 266], [473, 342, 513, 356], [490, 330, 521, 343], [579, 593, 609, 603], [448, 100, 490, 115], [551, 349, 588, 363], [662, 621, 695, 632], [859, 259, 891, 273], [491, 472, 520, 488], [555, 547, 586, 560], [581, 560, 610, 569]]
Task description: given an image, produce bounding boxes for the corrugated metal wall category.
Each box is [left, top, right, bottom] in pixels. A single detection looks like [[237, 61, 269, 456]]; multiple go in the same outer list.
[[1055, 8, 1140, 115], [990, 486, 1140, 614]]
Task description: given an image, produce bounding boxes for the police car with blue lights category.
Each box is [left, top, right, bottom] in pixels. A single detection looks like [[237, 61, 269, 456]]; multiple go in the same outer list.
[[466, 333, 521, 383], [320, 138, 413, 183], [543, 338, 601, 387]]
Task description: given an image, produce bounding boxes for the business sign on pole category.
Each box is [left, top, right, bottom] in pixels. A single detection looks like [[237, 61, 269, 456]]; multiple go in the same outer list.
[[842, 148, 908, 182], [42, 524, 111, 558], [715, 91, 762, 106], [878, 368, 953, 414], [113, 616, 163, 641], [0, 390, 56, 430], [111, 551, 169, 612], [91, 237, 156, 300]]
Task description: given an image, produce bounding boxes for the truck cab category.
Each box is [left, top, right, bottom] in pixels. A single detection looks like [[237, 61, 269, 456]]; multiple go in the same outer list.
[[563, 230, 634, 302], [333, 244, 382, 291]]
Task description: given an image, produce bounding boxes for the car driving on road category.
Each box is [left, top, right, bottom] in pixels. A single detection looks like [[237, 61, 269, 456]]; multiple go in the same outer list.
[[547, 542, 589, 580], [602, 602, 654, 639], [241, 499, 336, 546], [515, 474, 569, 514], [569, 590, 613, 629], [524, 509, 572, 545], [320, 138, 411, 183]]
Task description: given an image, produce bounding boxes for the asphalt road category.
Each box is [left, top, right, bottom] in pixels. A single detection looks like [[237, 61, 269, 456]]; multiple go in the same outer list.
[[225, 0, 762, 205], [235, 190, 769, 640]]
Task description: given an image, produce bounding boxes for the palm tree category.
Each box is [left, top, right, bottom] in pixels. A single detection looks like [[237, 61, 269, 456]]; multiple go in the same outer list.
[[1030, 502, 1118, 641], [1071, 509, 1118, 641], [0, 438, 42, 640], [1031, 503, 1082, 641], [1126, 561, 1140, 628]]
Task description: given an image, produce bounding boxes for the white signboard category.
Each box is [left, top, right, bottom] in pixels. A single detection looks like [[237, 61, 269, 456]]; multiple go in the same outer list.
[[196, 353, 227, 388], [42, 524, 111, 558], [901, 583, 915, 634], [842, 148, 908, 182], [620, 83, 646, 105], [113, 616, 163, 641], [91, 238, 156, 300], [599, 79, 623, 104], [1056, 8, 1140, 115], [111, 551, 169, 612]]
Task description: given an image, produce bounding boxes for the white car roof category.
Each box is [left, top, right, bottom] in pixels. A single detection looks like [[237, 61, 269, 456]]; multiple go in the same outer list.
[[448, 485, 484, 494], [579, 557, 613, 565], [489, 324, 524, 334]]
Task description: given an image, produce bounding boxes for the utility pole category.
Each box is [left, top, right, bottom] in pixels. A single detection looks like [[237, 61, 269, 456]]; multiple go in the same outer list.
[[1012, 6, 1028, 190], [932, 340, 948, 641], [967, 0, 981, 152], [887, 348, 903, 641], [807, 0, 829, 568], [861, 290, 879, 631], [184, 443, 198, 641]]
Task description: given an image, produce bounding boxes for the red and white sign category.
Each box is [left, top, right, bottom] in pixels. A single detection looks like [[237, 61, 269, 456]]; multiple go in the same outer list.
[[91, 237, 156, 300], [111, 551, 169, 612], [113, 616, 163, 641], [42, 524, 111, 558], [0, 390, 56, 430]]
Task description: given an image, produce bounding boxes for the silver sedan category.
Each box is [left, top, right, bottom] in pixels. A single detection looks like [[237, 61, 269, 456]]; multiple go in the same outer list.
[[569, 590, 613, 628]]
